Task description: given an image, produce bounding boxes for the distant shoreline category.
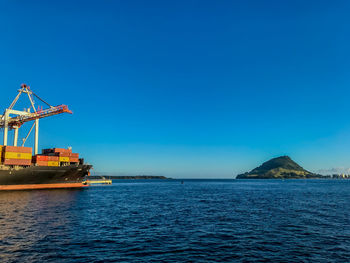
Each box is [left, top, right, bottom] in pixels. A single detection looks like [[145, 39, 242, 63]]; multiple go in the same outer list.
[[235, 177, 349, 180], [89, 175, 171, 180]]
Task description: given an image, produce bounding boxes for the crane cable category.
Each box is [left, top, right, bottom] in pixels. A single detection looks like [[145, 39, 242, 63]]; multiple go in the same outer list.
[[31, 91, 52, 108]]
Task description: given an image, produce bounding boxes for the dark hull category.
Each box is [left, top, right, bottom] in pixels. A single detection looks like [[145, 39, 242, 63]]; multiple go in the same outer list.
[[0, 164, 92, 190]]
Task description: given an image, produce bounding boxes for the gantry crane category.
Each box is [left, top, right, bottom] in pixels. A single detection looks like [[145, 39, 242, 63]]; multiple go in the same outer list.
[[0, 84, 72, 154]]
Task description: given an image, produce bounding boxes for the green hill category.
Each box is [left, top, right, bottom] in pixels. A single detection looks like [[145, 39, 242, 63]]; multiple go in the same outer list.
[[236, 156, 320, 179]]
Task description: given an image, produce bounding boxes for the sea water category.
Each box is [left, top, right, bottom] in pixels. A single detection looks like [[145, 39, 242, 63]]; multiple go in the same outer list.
[[0, 179, 349, 262]]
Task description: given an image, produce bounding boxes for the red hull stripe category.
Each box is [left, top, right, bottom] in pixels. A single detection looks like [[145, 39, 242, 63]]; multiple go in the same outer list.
[[0, 183, 88, 190]]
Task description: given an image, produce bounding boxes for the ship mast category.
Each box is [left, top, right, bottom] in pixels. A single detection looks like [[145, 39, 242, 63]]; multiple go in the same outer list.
[[0, 84, 72, 154]]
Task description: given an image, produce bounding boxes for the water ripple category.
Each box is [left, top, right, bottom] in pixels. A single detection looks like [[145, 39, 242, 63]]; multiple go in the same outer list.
[[0, 179, 349, 262]]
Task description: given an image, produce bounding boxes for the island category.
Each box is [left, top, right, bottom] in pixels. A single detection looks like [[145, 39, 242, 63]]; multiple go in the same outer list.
[[236, 156, 324, 179]]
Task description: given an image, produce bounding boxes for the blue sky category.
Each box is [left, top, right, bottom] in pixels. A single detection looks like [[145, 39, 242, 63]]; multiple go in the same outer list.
[[1, 0, 350, 177]]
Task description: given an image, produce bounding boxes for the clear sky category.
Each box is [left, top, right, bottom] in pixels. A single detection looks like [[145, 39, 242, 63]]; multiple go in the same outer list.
[[1, 0, 350, 178]]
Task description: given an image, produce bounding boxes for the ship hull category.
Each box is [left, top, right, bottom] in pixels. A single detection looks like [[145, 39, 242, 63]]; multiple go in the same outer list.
[[0, 164, 92, 190]]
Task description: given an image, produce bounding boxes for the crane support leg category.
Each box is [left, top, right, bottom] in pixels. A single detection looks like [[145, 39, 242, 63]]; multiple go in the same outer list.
[[13, 127, 18, 146], [3, 112, 8, 146], [34, 119, 39, 155]]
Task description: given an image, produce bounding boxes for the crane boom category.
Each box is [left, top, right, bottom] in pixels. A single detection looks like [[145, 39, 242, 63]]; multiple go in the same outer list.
[[0, 105, 72, 129]]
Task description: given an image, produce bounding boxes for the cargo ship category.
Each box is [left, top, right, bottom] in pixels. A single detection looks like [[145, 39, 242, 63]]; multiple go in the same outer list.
[[0, 84, 92, 190]]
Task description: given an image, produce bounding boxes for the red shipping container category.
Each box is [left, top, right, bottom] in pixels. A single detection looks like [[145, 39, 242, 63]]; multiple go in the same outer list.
[[70, 158, 79, 163], [48, 156, 59, 161], [33, 155, 49, 162], [71, 153, 79, 158], [4, 146, 32, 153], [3, 159, 31, 165]]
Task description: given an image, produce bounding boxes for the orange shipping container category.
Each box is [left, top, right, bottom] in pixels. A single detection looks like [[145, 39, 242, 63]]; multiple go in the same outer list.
[[3, 159, 31, 166], [57, 152, 71, 157], [4, 146, 32, 153], [71, 153, 79, 158], [48, 156, 59, 161], [70, 158, 79, 163], [35, 161, 48, 166], [53, 148, 72, 154]]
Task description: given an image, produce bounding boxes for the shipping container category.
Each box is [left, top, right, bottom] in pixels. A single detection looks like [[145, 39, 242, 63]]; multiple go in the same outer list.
[[46, 152, 71, 157], [48, 156, 59, 161], [71, 153, 79, 158], [3, 159, 32, 166], [0, 146, 3, 160], [48, 161, 59, 167], [57, 152, 71, 157], [53, 148, 72, 154], [70, 158, 79, 163], [59, 157, 70, 162], [35, 161, 49, 166], [33, 155, 49, 162], [4, 146, 32, 153], [42, 148, 54, 154], [4, 152, 32, 160]]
